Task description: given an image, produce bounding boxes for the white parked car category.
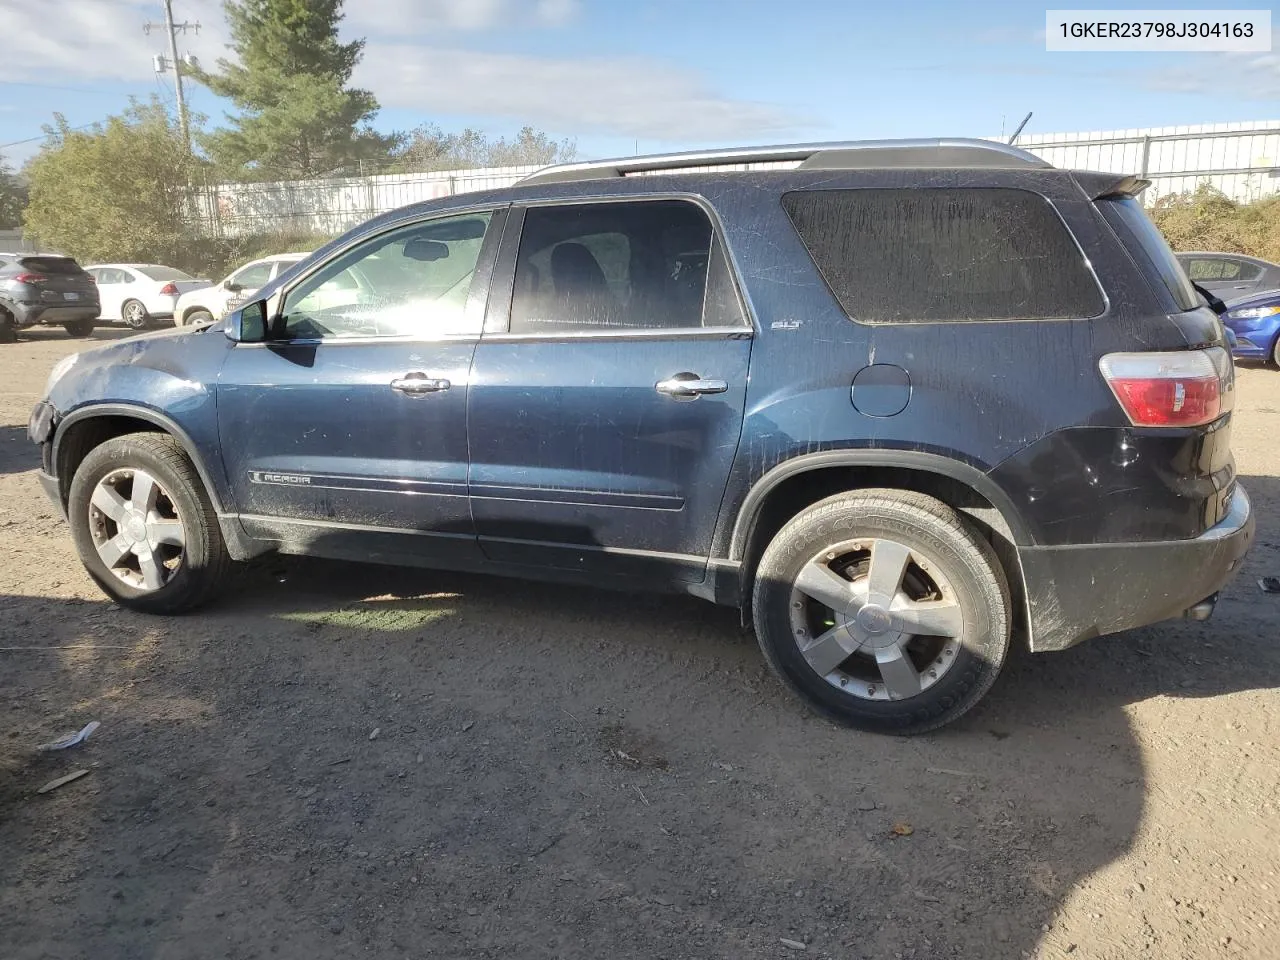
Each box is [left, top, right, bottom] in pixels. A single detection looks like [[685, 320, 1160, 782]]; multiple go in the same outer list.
[[174, 252, 311, 326], [84, 263, 212, 330]]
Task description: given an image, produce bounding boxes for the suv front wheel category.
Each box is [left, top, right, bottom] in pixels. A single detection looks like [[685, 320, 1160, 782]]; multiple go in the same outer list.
[[752, 489, 1010, 735], [67, 433, 233, 614]]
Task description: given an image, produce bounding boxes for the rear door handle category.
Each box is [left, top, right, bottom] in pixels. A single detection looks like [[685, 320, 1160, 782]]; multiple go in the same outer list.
[[656, 372, 729, 400], [391, 373, 451, 396]]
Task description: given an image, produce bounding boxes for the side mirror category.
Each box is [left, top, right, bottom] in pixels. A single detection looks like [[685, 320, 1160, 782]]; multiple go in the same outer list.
[[225, 300, 268, 343], [224, 279, 243, 292]]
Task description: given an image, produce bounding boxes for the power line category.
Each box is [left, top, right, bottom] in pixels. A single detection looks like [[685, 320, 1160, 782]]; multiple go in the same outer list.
[[0, 80, 111, 94], [0, 123, 100, 151]]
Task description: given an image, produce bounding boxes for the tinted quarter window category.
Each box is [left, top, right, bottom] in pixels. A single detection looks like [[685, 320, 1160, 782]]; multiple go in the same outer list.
[[1099, 196, 1198, 312], [782, 188, 1105, 323], [281, 211, 493, 340], [509, 199, 746, 333], [1229, 260, 1263, 281]]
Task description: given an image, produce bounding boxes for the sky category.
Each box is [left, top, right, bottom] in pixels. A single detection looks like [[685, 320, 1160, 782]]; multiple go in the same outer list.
[[0, 0, 1277, 170]]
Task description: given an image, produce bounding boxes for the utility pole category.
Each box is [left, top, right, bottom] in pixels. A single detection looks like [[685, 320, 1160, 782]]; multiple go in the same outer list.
[[144, 1, 200, 153]]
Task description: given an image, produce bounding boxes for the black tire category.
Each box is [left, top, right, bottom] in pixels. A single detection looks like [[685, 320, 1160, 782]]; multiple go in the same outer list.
[[752, 489, 1010, 735], [67, 433, 233, 614], [1272, 335, 1280, 369], [0, 316, 15, 343], [183, 309, 215, 327], [63, 319, 95, 338], [122, 299, 150, 330]]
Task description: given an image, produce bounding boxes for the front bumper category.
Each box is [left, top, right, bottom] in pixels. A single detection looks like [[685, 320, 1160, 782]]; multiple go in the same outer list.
[[28, 400, 65, 517], [1020, 485, 1255, 652]]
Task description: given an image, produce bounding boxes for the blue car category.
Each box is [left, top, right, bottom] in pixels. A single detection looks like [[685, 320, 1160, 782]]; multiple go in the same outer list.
[[1221, 288, 1280, 365]]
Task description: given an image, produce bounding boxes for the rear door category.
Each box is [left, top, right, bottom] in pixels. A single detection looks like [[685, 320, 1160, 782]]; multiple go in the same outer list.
[[467, 198, 752, 583]]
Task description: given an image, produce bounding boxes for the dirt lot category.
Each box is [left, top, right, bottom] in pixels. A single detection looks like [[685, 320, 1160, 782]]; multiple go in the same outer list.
[[1, 326, 1278, 960]]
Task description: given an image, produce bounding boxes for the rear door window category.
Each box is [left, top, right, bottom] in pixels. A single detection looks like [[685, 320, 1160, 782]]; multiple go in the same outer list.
[[508, 199, 748, 333], [782, 188, 1105, 323], [1098, 196, 1198, 311]]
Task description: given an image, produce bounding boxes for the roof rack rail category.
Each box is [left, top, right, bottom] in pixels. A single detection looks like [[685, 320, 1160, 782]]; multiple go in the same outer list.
[[519, 138, 1052, 185]]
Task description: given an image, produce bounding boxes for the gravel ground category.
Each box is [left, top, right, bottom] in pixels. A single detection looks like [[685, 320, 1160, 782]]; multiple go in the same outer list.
[[2, 326, 1278, 960]]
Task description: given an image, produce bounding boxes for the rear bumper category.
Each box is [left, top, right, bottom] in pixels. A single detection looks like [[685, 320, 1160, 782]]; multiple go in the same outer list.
[[1021, 485, 1255, 652], [7, 302, 100, 327]]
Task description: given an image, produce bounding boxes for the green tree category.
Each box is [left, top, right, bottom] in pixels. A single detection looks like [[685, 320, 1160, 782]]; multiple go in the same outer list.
[[22, 99, 197, 263], [393, 124, 576, 172], [0, 155, 26, 230], [193, 0, 394, 180], [1151, 183, 1280, 265]]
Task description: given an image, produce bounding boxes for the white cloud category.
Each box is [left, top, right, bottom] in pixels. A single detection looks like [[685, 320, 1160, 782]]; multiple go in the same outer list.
[[535, 0, 579, 25], [355, 45, 803, 140], [0, 0, 801, 144], [0, 0, 228, 83], [1142, 32, 1280, 101]]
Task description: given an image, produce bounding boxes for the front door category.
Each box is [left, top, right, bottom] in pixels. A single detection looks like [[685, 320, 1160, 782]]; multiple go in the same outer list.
[[467, 199, 752, 583], [216, 208, 504, 565]]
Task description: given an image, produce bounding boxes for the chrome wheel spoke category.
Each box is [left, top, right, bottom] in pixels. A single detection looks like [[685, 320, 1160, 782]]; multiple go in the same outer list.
[[147, 519, 185, 549], [137, 549, 165, 591], [90, 484, 128, 521], [794, 560, 858, 615], [96, 534, 132, 568], [875, 644, 922, 699], [889, 598, 963, 638], [130, 470, 160, 513], [800, 624, 860, 676], [866, 539, 911, 605]]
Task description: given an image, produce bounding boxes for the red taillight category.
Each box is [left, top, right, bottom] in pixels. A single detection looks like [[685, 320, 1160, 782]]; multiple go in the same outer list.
[[159, 282, 178, 295], [1099, 349, 1233, 427], [12, 272, 47, 284]]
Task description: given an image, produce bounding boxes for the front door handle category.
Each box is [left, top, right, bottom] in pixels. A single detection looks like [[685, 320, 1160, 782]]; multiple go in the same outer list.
[[391, 372, 451, 396], [656, 372, 729, 400]]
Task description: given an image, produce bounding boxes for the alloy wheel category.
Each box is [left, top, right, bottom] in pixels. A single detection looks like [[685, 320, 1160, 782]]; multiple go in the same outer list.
[[87, 467, 186, 591], [789, 537, 963, 701]]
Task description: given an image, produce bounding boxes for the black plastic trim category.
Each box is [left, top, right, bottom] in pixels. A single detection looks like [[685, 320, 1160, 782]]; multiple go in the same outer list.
[[728, 449, 1034, 561]]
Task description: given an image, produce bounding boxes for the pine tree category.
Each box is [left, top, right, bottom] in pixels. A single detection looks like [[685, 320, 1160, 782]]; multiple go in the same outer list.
[[193, 0, 394, 180]]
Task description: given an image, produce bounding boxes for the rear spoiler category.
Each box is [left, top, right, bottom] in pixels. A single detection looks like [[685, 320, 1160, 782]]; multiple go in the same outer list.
[[1072, 171, 1151, 200]]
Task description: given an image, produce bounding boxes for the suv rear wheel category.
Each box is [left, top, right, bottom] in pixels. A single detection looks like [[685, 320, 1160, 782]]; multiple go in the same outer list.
[[752, 489, 1010, 734], [68, 433, 233, 614]]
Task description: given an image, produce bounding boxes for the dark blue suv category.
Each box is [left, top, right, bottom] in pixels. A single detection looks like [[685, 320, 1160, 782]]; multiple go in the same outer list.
[[27, 139, 1255, 733]]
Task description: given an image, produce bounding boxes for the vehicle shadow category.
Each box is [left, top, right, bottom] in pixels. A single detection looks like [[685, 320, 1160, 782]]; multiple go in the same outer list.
[[1, 476, 1276, 959], [0, 424, 38, 476], [10, 325, 136, 344]]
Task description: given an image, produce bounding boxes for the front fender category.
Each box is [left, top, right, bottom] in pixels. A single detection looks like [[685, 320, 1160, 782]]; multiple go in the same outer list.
[[46, 329, 232, 511]]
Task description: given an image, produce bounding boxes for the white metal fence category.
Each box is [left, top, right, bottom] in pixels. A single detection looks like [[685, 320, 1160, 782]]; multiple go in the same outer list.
[[193, 165, 540, 238], [1011, 121, 1280, 204], [192, 121, 1280, 237]]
